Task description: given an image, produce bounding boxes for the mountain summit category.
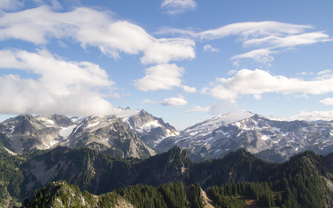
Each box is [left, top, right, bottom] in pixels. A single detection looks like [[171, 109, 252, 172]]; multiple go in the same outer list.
[[124, 109, 179, 147], [156, 111, 333, 162], [0, 109, 178, 159], [0, 114, 73, 153]]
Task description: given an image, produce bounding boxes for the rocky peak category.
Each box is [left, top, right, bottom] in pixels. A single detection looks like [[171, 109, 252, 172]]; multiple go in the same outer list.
[[165, 146, 192, 169], [128, 109, 155, 128], [67, 115, 156, 159], [51, 114, 73, 126], [19, 114, 35, 121], [157, 112, 333, 163], [124, 110, 179, 148], [13, 114, 36, 135]]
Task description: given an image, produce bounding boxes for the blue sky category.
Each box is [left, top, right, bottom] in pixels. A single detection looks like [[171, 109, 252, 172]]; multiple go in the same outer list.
[[0, 0, 333, 129]]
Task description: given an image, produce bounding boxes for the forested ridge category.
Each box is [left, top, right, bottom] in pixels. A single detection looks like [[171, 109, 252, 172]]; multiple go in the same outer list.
[[0, 143, 332, 207]]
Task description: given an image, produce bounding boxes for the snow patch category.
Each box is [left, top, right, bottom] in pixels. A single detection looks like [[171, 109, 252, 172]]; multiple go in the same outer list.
[[184, 111, 254, 137], [165, 129, 179, 137], [268, 116, 286, 121], [196, 137, 214, 143], [60, 125, 77, 139], [49, 140, 59, 147], [175, 138, 187, 144], [153, 137, 166, 146], [87, 121, 100, 129], [235, 122, 241, 128], [261, 135, 269, 140], [3, 146, 16, 155], [216, 130, 230, 137], [46, 119, 55, 125], [9, 126, 15, 134], [135, 120, 162, 133]]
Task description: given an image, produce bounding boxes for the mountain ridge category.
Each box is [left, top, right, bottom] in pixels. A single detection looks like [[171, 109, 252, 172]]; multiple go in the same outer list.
[[1, 145, 332, 207], [1, 110, 333, 163], [0, 110, 176, 159], [156, 111, 333, 162]]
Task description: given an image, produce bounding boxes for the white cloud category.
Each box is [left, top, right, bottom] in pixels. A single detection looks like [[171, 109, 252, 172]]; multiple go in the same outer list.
[[0, 0, 23, 11], [289, 110, 333, 121], [161, 96, 188, 106], [48, 0, 62, 10], [242, 31, 330, 49], [296, 71, 314, 76], [199, 21, 313, 41], [0, 49, 127, 116], [227, 70, 237, 75], [181, 85, 196, 93], [142, 96, 188, 106], [202, 85, 238, 103], [133, 64, 184, 91], [320, 98, 333, 105], [203, 44, 220, 52], [317, 69, 332, 76], [0, 6, 195, 64], [233, 61, 240, 68], [140, 38, 195, 65], [186, 103, 242, 116], [158, 21, 331, 64], [161, 0, 197, 15], [231, 48, 275, 65], [141, 99, 158, 104], [186, 105, 210, 113], [203, 68, 333, 103]]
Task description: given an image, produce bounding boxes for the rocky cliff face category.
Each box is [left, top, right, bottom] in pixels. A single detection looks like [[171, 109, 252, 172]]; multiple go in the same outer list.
[[156, 111, 333, 162]]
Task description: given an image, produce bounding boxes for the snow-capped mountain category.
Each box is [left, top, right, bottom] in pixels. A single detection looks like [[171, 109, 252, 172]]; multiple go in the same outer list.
[[67, 115, 156, 158], [2, 110, 333, 162], [156, 111, 333, 162], [124, 109, 179, 147], [0, 114, 73, 153], [0, 109, 177, 158]]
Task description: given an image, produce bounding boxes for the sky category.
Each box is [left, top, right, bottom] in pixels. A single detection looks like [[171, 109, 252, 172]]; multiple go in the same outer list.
[[0, 0, 333, 130]]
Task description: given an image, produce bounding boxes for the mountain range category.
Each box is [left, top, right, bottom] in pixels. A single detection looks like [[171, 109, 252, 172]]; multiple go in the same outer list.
[[156, 111, 333, 162], [1, 110, 333, 163], [0, 110, 177, 159]]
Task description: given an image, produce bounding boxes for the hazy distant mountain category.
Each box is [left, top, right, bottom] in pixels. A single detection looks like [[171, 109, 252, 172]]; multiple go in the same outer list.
[[156, 111, 333, 162]]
